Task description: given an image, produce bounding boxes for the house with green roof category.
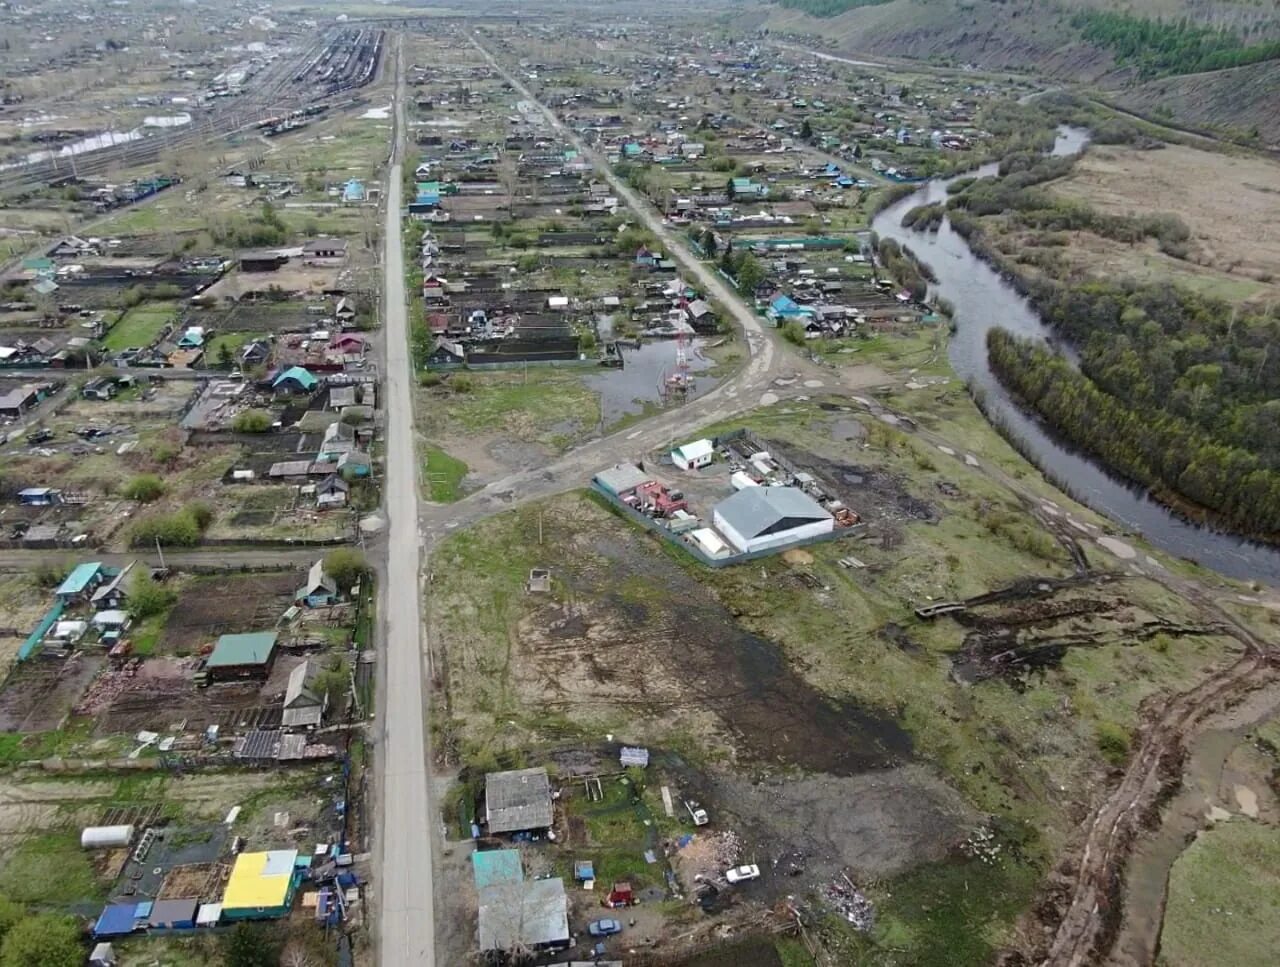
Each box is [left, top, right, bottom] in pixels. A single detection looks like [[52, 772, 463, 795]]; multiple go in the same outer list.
[[202, 631, 279, 683], [55, 562, 111, 603]]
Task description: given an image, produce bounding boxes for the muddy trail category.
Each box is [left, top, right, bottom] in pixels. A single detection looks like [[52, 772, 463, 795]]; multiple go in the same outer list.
[[1013, 612, 1278, 967], [534, 533, 913, 776]]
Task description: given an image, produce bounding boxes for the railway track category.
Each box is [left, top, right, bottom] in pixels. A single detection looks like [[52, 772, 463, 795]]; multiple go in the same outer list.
[[0, 28, 384, 195]]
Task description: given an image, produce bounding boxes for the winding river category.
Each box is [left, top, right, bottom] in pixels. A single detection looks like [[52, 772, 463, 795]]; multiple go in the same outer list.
[[871, 127, 1280, 584]]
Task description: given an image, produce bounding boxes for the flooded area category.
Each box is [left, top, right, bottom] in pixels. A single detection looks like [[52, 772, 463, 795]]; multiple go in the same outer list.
[[872, 127, 1280, 583], [582, 337, 720, 425]]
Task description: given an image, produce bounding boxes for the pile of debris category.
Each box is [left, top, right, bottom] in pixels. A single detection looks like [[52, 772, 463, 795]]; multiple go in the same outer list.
[[672, 829, 742, 885], [823, 875, 875, 932]]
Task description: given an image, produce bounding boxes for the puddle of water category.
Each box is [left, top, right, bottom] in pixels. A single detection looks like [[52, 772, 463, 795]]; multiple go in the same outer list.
[[582, 339, 720, 424]]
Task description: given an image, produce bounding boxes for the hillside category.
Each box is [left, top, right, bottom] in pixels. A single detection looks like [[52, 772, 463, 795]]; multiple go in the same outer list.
[[759, 0, 1280, 145]]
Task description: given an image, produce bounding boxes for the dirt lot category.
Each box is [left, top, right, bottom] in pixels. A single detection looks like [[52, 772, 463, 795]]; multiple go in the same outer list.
[[161, 571, 299, 653], [1052, 143, 1280, 293], [75, 653, 303, 735], [0, 654, 104, 732]]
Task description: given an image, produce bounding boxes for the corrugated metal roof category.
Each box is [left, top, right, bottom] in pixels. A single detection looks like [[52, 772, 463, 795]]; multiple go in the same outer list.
[[208, 631, 277, 668], [472, 849, 523, 889], [485, 768, 553, 833], [56, 561, 103, 596], [714, 486, 831, 541], [477, 877, 569, 951]]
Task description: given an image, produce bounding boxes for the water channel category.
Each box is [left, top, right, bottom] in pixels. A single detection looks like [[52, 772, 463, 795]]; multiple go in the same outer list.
[[871, 127, 1280, 584]]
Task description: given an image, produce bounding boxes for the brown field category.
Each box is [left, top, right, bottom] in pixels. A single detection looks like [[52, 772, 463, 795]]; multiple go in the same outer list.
[[161, 572, 299, 653], [1052, 143, 1280, 296]]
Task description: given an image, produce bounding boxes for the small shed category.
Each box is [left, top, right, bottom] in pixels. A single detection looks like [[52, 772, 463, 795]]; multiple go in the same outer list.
[[593, 463, 651, 498], [671, 439, 714, 471], [93, 902, 142, 939], [619, 747, 649, 768], [282, 660, 326, 729], [149, 897, 198, 929], [689, 528, 728, 558], [17, 487, 61, 506], [89, 941, 117, 967], [196, 903, 222, 927], [54, 561, 106, 603]]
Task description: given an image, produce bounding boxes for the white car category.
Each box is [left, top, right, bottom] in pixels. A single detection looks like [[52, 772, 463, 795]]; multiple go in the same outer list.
[[725, 864, 760, 884]]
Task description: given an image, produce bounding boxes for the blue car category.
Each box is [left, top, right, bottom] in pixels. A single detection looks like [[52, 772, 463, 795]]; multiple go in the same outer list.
[[588, 918, 623, 937]]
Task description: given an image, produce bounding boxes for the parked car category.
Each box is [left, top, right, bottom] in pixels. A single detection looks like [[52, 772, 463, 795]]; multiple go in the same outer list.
[[588, 918, 623, 937], [725, 864, 760, 884]]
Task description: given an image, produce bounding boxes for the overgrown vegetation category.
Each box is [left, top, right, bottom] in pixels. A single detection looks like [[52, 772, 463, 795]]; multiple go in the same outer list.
[[1073, 11, 1280, 79], [231, 409, 272, 433], [129, 502, 214, 547], [988, 329, 1280, 537]]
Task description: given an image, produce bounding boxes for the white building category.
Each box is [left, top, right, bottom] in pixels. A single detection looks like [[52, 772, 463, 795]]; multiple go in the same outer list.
[[713, 486, 833, 554], [671, 438, 714, 471]]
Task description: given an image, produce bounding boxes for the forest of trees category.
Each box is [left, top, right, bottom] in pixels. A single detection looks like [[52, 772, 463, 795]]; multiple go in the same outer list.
[[777, 0, 891, 16], [988, 329, 1280, 538], [1073, 11, 1280, 78]]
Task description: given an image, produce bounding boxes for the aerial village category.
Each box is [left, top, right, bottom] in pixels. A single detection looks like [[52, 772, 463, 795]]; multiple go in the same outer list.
[[0, 6, 391, 964], [3, 4, 1261, 967]]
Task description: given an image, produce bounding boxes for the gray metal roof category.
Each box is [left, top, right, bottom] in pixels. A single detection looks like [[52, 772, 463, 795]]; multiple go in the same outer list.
[[485, 768, 553, 833], [594, 462, 651, 495], [477, 877, 569, 951], [714, 486, 831, 541]]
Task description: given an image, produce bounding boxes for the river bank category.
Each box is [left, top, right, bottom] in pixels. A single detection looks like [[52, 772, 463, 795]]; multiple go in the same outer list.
[[871, 127, 1280, 584]]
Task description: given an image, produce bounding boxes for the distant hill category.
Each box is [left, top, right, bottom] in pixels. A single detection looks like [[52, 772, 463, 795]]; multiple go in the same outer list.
[[760, 0, 1280, 145]]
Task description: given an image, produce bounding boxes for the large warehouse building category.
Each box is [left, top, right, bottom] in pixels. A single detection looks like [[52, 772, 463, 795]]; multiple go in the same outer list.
[[713, 486, 833, 554]]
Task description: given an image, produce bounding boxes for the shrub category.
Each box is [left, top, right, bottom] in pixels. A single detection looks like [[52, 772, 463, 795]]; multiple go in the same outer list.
[[420, 371, 442, 387], [1096, 721, 1131, 766], [122, 474, 165, 503], [129, 504, 213, 547], [323, 547, 370, 591], [130, 570, 176, 618], [450, 374, 474, 394], [232, 409, 272, 433], [781, 321, 807, 346]]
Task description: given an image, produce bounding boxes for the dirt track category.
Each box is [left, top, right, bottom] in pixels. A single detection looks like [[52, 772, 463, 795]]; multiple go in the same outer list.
[[1029, 597, 1277, 967]]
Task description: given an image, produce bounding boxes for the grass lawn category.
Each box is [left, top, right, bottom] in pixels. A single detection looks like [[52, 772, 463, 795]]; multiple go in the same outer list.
[[424, 446, 468, 502], [202, 331, 252, 368], [419, 369, 600, 451], [101, 302, 179, 351], [1159, 821, 1280, 967], [130, 609, 171, 657], [0, 831, 106, 906]]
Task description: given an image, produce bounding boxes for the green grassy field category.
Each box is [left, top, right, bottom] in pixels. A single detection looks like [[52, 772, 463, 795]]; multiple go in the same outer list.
[[101, 302, 179, 350], [0, 832, 104, 906], [424, 447, 469, 502], [1160, 821, 1280, 967]]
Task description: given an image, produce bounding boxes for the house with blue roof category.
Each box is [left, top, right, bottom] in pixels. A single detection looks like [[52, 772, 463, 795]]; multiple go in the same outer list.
[[342, 179, 366, 204], [272, 366, 318, 395], [94, 901, 144, 939], [55, 562, 111, 603], [767, 293, 814, 322]]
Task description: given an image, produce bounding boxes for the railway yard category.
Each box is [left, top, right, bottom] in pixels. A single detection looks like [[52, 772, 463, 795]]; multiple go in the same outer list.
[[0, 4, 1278, 967]]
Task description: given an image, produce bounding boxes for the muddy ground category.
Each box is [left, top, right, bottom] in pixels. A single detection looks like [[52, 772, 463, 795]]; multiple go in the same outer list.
[[0, 653, 103, 732], [706, 767, 976, 889], [516, 530, 911, 775]]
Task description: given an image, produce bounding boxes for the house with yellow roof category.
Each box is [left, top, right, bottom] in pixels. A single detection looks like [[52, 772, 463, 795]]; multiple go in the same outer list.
[[221, 849, 301, 921]]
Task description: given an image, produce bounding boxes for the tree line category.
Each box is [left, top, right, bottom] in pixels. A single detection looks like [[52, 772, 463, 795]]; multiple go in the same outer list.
[[988, 329, 1280, 538], [1073, 11, 1280, 78], [777, 0, 892, 17]]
